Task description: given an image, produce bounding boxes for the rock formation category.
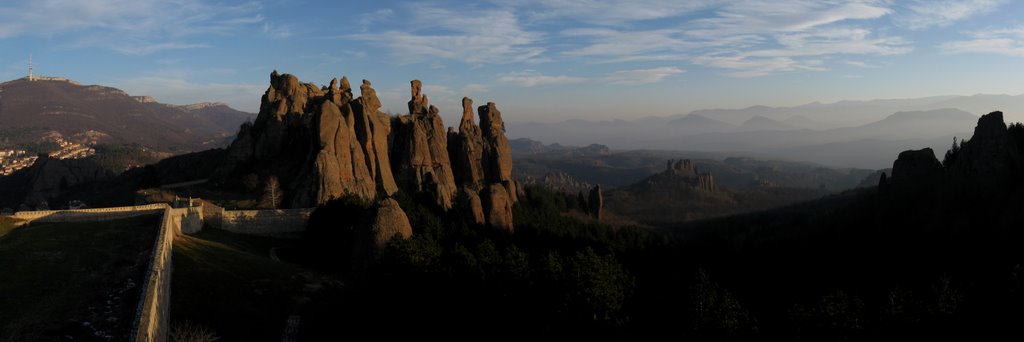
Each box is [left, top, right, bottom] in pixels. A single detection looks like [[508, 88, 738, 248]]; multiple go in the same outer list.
[[391, 80, 459, 209], [948, 111, 1022, 184], [218, 72, 517, 230], [890, 148, 943, 185], [447, 97, 518, 231], [371, 198, 413, 247], [588, 184, 604, 222], [661, 159, 716, 192]]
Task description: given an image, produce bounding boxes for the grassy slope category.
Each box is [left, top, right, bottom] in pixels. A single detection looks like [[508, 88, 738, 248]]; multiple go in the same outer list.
[[0, 215, 160, 340], [0, 216, 24, 237], [171, 228, 343, 341]]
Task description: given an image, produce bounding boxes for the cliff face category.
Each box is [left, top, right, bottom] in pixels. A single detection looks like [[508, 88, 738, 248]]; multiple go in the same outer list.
[[219, 72, 516, 230]]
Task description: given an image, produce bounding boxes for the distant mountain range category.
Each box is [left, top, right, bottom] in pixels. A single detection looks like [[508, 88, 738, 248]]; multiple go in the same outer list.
[[0, 77, 254, 152], [506, 93, 1024, 168]]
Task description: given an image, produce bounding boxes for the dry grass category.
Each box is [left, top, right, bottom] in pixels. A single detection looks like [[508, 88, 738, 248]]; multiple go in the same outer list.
[[170, 321, 220, 342]]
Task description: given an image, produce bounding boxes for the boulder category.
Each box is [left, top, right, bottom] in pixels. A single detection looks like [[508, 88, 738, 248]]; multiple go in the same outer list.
[[371, 198, 413, 247]]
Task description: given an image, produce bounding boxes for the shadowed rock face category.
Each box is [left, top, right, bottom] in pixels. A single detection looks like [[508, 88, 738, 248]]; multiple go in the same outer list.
[[218, 72, 516, 229], [949, 111, 1022, 183], [588, 184, 603, 222], [390, 80, 459, 209], [885, 111, 1024, 191], [447, 98, 518, 231], [890, 148, 943, 185]]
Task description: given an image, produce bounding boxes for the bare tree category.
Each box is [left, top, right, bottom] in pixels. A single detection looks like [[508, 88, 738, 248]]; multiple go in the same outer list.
[[260, 176, 282, 209]]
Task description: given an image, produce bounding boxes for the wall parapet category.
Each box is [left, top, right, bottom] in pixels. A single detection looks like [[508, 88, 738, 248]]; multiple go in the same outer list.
[[130, 207, 176, 342], [12, 204, 170, 223]]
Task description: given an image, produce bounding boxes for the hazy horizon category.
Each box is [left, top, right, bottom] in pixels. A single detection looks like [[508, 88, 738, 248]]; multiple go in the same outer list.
[[3, 0, 1024, 125]]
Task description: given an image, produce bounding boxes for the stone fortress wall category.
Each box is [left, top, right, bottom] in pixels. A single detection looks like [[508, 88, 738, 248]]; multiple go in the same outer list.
[[199, 200, 312, 238], [4, 200, 312, 341]]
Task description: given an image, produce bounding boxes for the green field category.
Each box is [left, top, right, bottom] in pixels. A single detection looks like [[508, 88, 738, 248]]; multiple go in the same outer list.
[[171, 228, 344, 341], [0, 215, 160, 341]]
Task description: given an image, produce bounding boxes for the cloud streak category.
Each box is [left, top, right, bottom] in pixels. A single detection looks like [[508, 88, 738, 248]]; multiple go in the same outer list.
[[0, 0, 264, 54], [351, 5, 545, 65], [939, 26, 1024, 57], [897, 0, 1008, 30]]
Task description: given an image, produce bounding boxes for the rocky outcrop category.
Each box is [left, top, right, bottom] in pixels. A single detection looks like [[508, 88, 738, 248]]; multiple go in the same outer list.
[[220, 72, 405, 207], [391, 81, 459, 209], [890, 148, 943, 185], [660, 159, 716, 192], [948, 111, 1022, 183], [588, 184, 603, 222], [371, 198, 413, 247], [218, 72, 516, 230], [447, 97, 518, 230]]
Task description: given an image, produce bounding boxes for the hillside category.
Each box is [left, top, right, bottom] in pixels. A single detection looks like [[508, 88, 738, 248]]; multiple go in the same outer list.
[[0, 78, 254, 153]]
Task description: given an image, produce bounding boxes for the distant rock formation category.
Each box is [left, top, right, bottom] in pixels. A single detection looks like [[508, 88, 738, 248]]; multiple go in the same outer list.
[[588, 184, 604, 222], [662, 159, 716, 192], [217, 72, 517, 230], [522, 171, 593, 194]]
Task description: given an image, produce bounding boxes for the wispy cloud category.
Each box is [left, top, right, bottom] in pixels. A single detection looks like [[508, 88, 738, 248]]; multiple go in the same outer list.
[[896, 0, 1007, 30], [516, 0, 719, 24], [938, 26, 1024, 56], [263, 22, 293, 39], [500, 67, 684, 87], [113, 42, 210, 55], [602, 67, 685, 85], [358, 8, 394, 32], [351, 4, 545, 65], [499, 71, 586, 87], [0, 0, 264, 54], [687, 1, 890, 37]]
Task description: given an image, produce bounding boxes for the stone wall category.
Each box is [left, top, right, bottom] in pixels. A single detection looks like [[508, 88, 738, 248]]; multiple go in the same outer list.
[[168, 207, 203, 235], [131, 207, 176, 342], [12, 204, 169, 223], [210, 208, 313, 238]]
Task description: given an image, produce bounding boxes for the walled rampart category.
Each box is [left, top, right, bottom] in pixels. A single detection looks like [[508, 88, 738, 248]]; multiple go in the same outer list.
[[12, 204, 169, 223]]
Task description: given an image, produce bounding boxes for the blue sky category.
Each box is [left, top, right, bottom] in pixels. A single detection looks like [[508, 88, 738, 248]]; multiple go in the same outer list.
[[2, 0, 1024, 123]]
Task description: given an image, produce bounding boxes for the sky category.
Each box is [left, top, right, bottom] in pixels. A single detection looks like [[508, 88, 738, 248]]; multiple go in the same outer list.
[[2, 0, 1024, 124]]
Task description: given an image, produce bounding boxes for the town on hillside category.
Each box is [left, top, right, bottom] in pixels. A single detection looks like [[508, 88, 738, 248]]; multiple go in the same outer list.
[[0, 133, 95, 175]]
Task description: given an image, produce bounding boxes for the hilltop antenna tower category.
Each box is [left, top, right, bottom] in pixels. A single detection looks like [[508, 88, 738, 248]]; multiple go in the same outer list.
[[28, 54, 33, 81]]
